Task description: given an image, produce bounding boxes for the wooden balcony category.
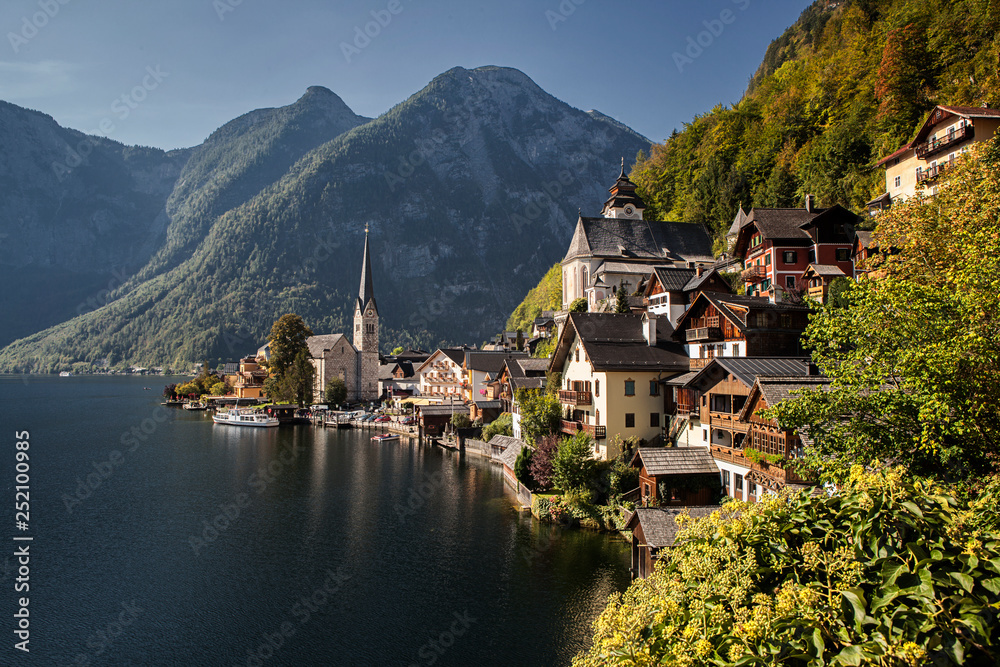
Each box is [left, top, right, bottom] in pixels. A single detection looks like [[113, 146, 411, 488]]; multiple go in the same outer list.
[[916, 124, 972, 159], [685, 327, 723, 342], [710, 445, 810, 485], [559, 419, 606, 439], [916, 161, 952, 184], [558, 390, 592, 406], [742, 266, 767, 283]]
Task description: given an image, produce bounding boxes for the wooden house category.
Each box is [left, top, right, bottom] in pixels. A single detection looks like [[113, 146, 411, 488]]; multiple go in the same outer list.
[[672, 292, 810, 370], [630, 447, 721, 506], [801, 264, 848, 303], [625, 506, 720, 579], [642, 265, 733, 326]]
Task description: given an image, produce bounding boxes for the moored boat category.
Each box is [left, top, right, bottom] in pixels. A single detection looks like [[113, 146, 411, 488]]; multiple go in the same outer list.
[[213, 409, 279, 427], [371, 433, 400, 442], [183, 401, 209, 411]]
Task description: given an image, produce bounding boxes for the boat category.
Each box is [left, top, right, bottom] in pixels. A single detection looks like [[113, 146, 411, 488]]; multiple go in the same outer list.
[[183, 401, 209, 411], [371, 433, 399, 442], [213, 409, 279, 427], [59, 371, 72, 377]]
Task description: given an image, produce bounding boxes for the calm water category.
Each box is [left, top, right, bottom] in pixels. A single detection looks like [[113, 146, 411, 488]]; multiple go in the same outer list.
[[0, 376, 628, 666]]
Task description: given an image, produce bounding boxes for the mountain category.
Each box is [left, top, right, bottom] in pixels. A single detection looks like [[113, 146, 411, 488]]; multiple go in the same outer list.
[[0, 66, 650, 371], [630, 0, 1000, 237]]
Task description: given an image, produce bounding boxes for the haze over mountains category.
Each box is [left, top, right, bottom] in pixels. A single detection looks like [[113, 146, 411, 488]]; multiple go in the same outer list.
[[0, 66, 651, 371]]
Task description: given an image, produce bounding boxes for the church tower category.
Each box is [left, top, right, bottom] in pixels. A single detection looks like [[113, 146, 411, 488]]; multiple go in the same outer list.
[[601, 158, 647, 220], [353, 226, 379, 401]]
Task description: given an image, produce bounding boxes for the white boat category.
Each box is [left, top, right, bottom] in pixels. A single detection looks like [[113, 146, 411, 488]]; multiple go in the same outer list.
[[59, 371, 72, 377], [371, 433, 399, 442], [213, 409, 279, 427], [183, 401, 209, 411]]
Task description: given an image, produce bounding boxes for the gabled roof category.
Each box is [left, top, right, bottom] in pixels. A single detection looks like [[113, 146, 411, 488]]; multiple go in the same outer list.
[[684, 357, 812, 391], [465, 351, 529, 374], [516, 358, 550, 374], [492, 436, 527, 469], [306, 334, 354, 358], [727, 205, 748, 238], [416, 348, 468, 373], [732, 205, 859, 257], [876, 142, 915, 167], [683, 267, 731, 294], [652, 266, 697, 291], [854, 231, 874, 249], [802, 264, 847, 278], [550, 313, 689, 374], [631, 447, 720, 476], [737, 376, 832, 421], [510, 377, 546, 391], [914, 105, 1000, 144], [625, 506, 721, 549], [563, 216, 714, 264]]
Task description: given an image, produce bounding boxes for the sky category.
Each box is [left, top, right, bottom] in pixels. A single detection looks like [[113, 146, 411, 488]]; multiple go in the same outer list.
[[0, 0, 812, 151]]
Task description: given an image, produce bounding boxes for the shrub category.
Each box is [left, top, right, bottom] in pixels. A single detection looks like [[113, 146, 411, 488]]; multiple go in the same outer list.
[[514, 447, 534, 488], [574, 467, 1000, 666], [552, 431, 596, 492], [450, 412, 472, 429], [569, 297, 588, 313], [482, 412, 513, 441]]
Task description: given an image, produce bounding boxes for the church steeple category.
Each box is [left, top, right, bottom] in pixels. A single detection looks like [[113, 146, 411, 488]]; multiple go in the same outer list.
[[601, 158, 646, 219], [357, 224, 377, 314]]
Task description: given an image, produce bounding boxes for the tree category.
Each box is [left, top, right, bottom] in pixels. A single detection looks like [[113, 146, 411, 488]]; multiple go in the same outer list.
[[515, 329, 524, 352], [516, 389, 561, 445], [569, 297, 588, 313], [529, 435, 560, 491], [450, 412, 472, 429], [552, 431, 595, 492], [325, 377, 347, 406], [391, 346, 404, 356], [514, 446, 534, 488], [208, 381, 227, 396], [767, 141, 1000, 484], [826, 276, 853, 308], [482, 412, 513, 441], [614, 284, 630, 313], [265, 314, 314, 404]]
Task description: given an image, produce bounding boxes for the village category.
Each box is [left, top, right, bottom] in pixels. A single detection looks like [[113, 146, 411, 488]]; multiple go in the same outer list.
[[167, 103, 1000, 581]]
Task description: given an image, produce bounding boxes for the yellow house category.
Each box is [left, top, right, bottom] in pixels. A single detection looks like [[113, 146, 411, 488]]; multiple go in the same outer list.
[[549, 312, 689, 460], [870, 104, 1000, 213]]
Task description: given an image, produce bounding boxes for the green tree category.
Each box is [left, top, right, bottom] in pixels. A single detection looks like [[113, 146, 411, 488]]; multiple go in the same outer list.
[[552, 431, 595, 492], [325, 377, 347, 406], [516, 389, 561, 445], [265, 314, 313, 404], [268, 314, 313, 377], [614, 284, 630, 314], [280, 349, 315, 406], [482, 412, 513, 441], [768, 142, 1000, 484], [826, 276, 853, 308], [569, 297, 588, 313], [391, 346, 404, 356], [514, 446, 534, 488], [451, 412, 472, 429]]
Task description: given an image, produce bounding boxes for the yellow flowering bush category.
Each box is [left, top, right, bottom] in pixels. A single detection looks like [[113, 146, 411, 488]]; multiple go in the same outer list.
[[574, 467, 1000, 666]]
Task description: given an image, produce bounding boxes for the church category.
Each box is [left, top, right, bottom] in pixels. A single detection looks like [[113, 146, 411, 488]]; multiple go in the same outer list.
[[307, 228, 381, 403]]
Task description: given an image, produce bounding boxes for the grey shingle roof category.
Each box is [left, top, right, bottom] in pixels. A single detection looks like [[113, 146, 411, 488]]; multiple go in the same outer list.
[[804, 264, 848, 278], [563, 217, 714, 263], [627, 506, 721, 548], [633, 447, 720, 476], [306, 334, 352, 358], [756, 377, 831, 408], [653, 266, 697, 291], [743, 208, 817, 242], [557, 313, 689, 373], [510, 377, 546, 391], [466, 351, 529, 373], [516, 358, 550, 374], [492, 436, 527, 469], [855, 231, 873, 249], [686, 357, 812, 390]]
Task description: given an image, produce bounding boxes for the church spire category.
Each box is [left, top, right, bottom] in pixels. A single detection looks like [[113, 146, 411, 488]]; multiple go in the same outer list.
[[358, 225, 376, 313]]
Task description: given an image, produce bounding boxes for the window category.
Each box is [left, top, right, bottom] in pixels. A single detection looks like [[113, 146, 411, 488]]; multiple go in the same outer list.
[[760, 278, 771, 291], [625, 413, 635, 428], [836, 248, 850, 262], [649, 380, 659, 396], [594, 379, 599, 396], [722, 470, 730, 491], [894, 175, 901, 188], [786, 276, 795, 289], [710, 394, 732, 413], [575, 349, 579, 362], [625, 380, 635, 396], [780, 313, 792, 328], [808, 249, 816, 263], [734, 474, 744, 494], [783, 251, 797, 264], [764, 253, 771, 266], [650, 413, 660, 428]]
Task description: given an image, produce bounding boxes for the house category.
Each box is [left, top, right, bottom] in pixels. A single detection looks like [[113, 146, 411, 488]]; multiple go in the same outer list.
[[801, 264, 848, 304], [562, 164, 715, 311], [853, 231, 878, 280], [672, 292, 811, 369], [307, 228, 380, 403], [416, 404, 459, 437], [549, 312, 689, 459], [870, 104, 1000, 213], [709, 376, 829, 501], [679, 357, 813, 451], [732, 201, 859, 298], [642, 265, 733, 325], [229, 356, 268, 399], [497, 357, 549, 439], [492, 435, 528, 489], [630, 447, 721, 506], [416, 348, 468, 401], [463, 351, 529, 404], [532, 314, 556, 339], [378, 360, 421, 400], [625, 506, 720, 579]]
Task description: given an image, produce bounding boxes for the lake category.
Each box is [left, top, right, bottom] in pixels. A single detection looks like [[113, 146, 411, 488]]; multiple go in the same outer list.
[[0, 375, 629, 666]]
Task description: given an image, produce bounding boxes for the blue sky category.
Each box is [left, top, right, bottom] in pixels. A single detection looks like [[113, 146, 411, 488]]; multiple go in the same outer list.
[[0, 0, 811, 151]]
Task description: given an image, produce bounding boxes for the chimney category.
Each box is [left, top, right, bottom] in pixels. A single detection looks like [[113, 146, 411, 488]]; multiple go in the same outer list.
[[696, 266, 704, 277], [642, 312, 657, 347], [769, 288, 782, 305], [805, 194, 814, 213]]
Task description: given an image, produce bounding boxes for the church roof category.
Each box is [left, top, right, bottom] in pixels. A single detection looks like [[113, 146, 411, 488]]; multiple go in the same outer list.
[[357, 228, 377, 314], [306, 334, 355, 358], [563, 217, 714, 264]]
